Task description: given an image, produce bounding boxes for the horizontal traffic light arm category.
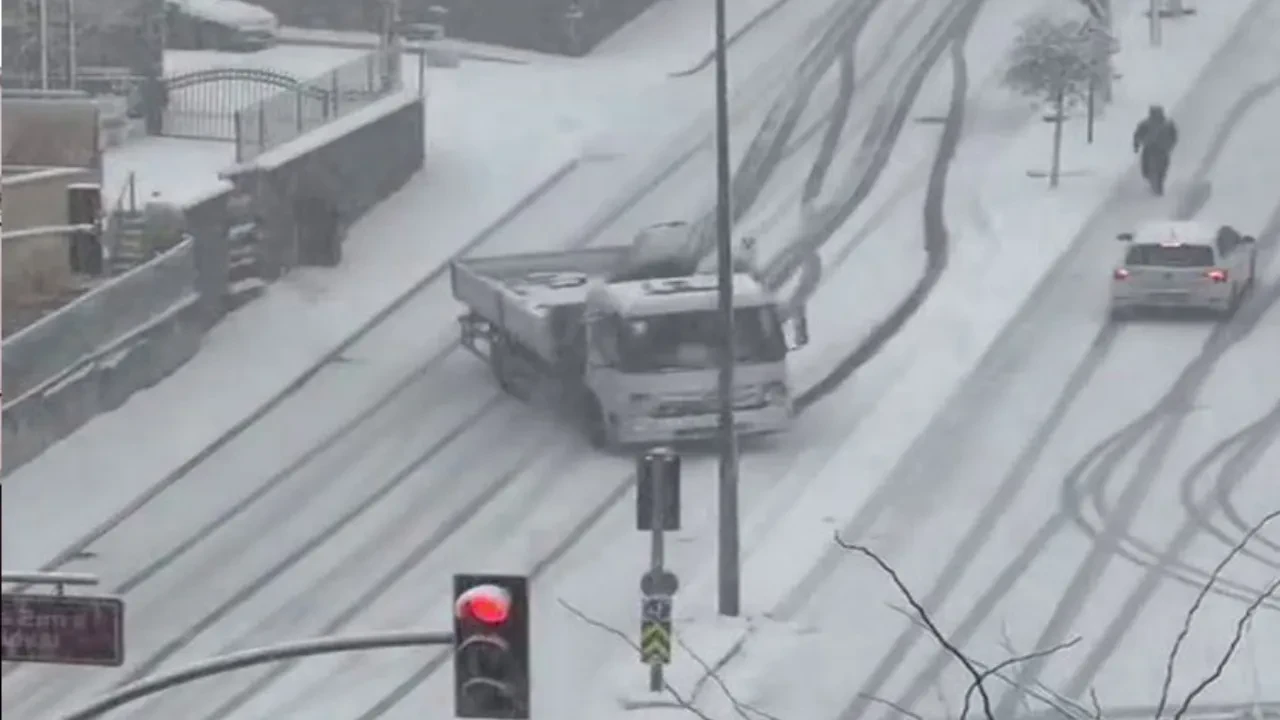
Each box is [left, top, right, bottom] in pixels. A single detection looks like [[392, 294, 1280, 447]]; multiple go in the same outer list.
[[58, 630, 453, 720]]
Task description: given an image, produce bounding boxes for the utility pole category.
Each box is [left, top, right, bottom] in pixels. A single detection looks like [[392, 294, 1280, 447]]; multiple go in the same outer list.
[[712, 0, 741, 618], [67, 0, 78, 90], [38, 0, 51, 89]]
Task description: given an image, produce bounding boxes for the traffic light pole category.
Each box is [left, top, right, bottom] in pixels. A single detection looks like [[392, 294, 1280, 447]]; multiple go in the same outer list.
[[648, 455, 667, 692], [58, 631, 453, 720], [713, 0, 742, 619]]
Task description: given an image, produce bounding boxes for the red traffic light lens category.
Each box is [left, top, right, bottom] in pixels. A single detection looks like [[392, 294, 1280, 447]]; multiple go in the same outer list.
[[457, 585, 512, 625]]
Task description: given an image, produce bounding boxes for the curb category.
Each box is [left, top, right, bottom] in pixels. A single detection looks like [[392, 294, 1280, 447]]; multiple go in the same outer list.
[[27, 159, 582, 573]]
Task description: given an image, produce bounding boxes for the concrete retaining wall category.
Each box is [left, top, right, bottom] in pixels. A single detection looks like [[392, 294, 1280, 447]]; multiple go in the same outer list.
[[1, 91, 426, 475], [2, 241, 204, 473], [228, 91, 425, 279]]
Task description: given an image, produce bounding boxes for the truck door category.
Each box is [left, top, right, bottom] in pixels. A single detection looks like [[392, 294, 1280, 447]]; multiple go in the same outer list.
[[584, 312, 622, 398]]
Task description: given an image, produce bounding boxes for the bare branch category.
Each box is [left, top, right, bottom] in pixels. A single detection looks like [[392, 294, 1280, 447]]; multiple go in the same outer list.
[[995, 631, 1090, 720], [672, 633, 781, 720], [960, 637, 1082, 720], [858, 693, 924, 720], [974, 662, 1083, 720], [1171, 576, 1280, 720], [557, 598, 716, 720], [834, 534, 995, 720], [997, 621, 1038, 718], [1155, 509, 1280, 719], [1088, 688, 1103, 720]]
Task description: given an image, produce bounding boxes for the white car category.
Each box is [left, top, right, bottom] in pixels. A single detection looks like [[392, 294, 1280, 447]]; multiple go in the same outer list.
[[1110, 220, 1258, 319]]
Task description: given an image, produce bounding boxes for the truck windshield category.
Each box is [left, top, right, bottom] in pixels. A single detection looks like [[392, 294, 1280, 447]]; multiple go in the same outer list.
[[614, 306, 787, 372]]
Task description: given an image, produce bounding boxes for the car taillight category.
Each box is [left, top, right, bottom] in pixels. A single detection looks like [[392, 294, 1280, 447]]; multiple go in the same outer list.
[[1113, 268, 1130, 280], [1205, 268, 1228, 283]]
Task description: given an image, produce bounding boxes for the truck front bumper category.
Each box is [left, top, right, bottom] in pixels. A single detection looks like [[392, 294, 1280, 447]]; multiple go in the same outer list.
[[617, 405, 793, 445]]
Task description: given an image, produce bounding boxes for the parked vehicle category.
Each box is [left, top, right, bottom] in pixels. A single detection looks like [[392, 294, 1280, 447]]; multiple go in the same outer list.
[[450, 223, 808, 449], [165, 0, 279, 52]]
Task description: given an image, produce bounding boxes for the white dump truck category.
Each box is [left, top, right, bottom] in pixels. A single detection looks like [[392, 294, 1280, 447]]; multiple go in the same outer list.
[[450, 222, 808, 449]]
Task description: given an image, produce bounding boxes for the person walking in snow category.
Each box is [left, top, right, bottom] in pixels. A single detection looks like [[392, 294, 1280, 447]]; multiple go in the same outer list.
[[1133, 105, 1179, 196]]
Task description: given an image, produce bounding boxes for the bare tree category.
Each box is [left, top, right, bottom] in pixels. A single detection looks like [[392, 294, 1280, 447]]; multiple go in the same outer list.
[[1155, 509, 1280, 719], [561, 511, 1277, 720], [1003, 13, 1114, 187]]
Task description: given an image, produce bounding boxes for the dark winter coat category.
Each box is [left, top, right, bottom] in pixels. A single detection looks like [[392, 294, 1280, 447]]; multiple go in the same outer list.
[[1133, 116, 1179, 156]]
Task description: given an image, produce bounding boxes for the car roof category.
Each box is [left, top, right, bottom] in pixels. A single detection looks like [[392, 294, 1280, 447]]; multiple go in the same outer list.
[[1129, 220, 1219, 247]]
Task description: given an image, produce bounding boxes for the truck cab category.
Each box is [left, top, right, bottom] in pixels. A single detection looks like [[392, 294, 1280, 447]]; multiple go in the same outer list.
[[451, 243, 806, 450], [579, 273, 798, 447]]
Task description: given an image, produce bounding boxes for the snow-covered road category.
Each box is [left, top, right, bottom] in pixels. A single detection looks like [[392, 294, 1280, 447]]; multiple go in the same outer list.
[[5, 0, 1273, 718], [0, 0, 990, 717], [701, 2, 1280, 717]]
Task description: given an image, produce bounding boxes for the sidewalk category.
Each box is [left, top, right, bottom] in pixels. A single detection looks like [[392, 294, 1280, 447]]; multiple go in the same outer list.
[[1, 0, 849, 572]]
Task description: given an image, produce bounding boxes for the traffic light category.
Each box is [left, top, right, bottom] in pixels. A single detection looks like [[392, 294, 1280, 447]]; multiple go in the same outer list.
[[452, 574, 530, 719]]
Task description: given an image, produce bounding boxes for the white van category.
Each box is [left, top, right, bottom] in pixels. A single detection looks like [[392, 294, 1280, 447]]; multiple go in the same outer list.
[[165, 0, 279, 52]]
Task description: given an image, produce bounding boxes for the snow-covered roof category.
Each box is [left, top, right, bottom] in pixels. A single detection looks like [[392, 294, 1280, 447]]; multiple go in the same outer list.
[[600, 274, 774, 317], [1130, 220, 1219, 246], [168, 0, 278, 30]]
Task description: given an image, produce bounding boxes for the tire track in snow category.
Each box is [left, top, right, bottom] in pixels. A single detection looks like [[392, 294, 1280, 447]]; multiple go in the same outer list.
[[11, 0, 870, 590], [1046, 230, 1280, 700], [1188, 411, 1280, 564], [809, 38, 1280, 720], [1069, 402, 1280, 599], [993, 277, 1280, 715], [5, 396, 515, 717], [1, 8, 888, 707], [794, 0, 980, 412], [4, 39, 868, 694], [343, 6, 982, 717], [193, 438, 588, 720]]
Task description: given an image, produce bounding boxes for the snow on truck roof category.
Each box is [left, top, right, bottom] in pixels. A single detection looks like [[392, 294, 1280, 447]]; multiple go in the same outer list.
[[500, 272, 772, 317], [601, 274, 774, 317]]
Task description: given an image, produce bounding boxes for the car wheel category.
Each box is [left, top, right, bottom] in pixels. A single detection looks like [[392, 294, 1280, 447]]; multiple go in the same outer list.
[[1224, 285, 1243, 318]]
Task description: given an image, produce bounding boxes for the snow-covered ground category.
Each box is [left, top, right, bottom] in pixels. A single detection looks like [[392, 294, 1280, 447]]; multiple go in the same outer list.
[[670, 2, 1280, 719], [0, 0, 846, 576], [2, 0, 1275, 719]]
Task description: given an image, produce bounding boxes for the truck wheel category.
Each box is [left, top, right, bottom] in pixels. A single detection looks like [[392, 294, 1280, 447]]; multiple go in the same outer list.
[[490, 338, 521, 398], [585, 397, 621, 452]]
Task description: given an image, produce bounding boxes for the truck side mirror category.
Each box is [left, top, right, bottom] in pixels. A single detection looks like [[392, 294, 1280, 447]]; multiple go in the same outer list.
[[1116, 232, 1134, 241], [785, 311, 808, 351]]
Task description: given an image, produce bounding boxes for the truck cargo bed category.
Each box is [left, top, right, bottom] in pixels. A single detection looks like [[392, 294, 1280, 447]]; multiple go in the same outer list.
[[450, 247, 628, 363]]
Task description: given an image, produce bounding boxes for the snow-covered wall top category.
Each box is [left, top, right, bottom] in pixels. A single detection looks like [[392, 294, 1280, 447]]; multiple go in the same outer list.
[[169, 0, 278, 30]]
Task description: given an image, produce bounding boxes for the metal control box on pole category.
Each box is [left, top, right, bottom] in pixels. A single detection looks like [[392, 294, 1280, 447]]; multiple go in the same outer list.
[[636, 449, 680, 689]]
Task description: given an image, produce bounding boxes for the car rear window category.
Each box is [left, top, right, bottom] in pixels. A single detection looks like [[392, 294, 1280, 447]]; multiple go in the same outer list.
[[1125, 244, 1215, 267]]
